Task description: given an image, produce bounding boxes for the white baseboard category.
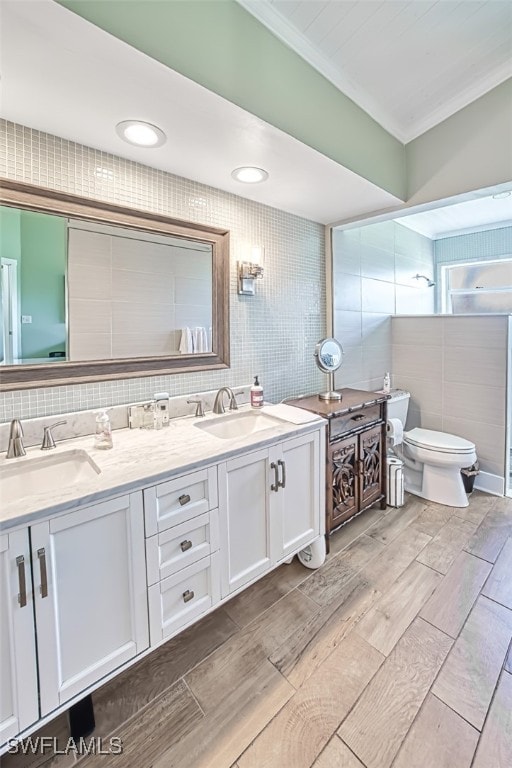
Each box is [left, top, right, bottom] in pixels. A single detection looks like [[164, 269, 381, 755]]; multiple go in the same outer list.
[[474, 471, 505, 497]]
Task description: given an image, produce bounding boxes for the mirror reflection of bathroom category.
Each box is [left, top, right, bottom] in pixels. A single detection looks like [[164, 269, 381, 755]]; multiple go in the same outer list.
[[0, 205, 214, 366]]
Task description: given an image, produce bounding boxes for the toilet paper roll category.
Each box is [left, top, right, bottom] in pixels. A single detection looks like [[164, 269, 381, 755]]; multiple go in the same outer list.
[[387, 418, 404, 446]]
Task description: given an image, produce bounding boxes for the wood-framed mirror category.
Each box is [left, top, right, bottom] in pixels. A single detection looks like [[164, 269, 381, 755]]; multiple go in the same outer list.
[[0, 180, 230, 391]]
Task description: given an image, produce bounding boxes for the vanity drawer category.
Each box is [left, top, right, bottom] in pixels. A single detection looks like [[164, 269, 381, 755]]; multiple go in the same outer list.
[[148, 552, 220, 644], [146, 510, 219, 585], [329, 403, 383, 441], [144, 467, 218, 536]]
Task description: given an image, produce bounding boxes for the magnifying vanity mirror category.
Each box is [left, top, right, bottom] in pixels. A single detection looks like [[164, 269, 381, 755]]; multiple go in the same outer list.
[[314, 337, 343, 401], [0, 180, 230, 391]]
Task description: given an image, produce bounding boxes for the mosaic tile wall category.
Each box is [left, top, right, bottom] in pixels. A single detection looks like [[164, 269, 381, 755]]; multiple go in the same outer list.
[[0, 120, 326, 421], [434, 225, 512, 266]]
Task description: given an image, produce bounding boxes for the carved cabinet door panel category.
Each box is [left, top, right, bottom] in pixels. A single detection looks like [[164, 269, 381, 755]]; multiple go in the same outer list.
[[329, 433, 358, 531], [359, 424, 383, 510]]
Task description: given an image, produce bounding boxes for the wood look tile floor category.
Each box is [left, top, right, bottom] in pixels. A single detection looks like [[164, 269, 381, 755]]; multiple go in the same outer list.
[[5, 491, 512, 768]]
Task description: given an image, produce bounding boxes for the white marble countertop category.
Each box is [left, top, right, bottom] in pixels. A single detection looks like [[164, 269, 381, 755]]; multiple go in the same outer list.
[[0, 404, 325, 530]]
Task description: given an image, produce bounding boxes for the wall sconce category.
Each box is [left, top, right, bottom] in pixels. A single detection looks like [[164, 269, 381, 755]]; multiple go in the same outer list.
[[238, 246, 264, 295], [413, 273, 435, 287]]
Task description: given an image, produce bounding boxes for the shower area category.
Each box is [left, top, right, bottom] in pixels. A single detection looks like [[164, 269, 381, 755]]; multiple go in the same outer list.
[[436, 256, 512, 497], [332, 216, 512, 498]]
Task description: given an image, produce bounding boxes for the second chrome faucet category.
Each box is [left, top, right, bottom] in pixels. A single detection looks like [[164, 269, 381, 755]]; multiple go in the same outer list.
[[6, 419, 25, 458], [212, 387, 239, 414]]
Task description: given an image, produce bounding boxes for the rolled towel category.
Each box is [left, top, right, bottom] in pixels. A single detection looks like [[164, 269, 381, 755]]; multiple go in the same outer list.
[[179, 327, 193, 354], [192, 327, 199, 353], [193, 327, 207, 353]]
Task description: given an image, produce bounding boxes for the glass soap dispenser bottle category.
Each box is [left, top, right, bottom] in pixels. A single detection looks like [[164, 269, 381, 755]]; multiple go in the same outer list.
[[94, 410, 113, 450]]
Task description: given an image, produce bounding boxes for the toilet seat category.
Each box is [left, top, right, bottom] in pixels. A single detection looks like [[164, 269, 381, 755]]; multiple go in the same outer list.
[[404, 427, 475, 455]]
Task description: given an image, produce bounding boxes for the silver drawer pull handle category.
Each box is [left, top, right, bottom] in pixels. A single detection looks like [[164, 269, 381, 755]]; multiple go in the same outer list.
[[270, 461, 279, 492], [37, 547, 48, 598], [180, 539, 193, 552], [16, 555, 27, 607], [178, 493, 191, 506], [351, 414, 365, 421], [183, 589, 195, 603], [277, 459, 286, 489]]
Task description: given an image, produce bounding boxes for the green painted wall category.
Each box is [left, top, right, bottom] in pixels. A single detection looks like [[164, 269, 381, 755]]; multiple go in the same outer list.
[[20, 211, 67, 359], [58, 0, 406, 199], [0, 207, 21, 263], [0, 207, 22, 361]]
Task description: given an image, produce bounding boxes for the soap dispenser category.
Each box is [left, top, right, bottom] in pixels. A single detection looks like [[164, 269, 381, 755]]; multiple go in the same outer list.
[[383, 372, 391, 394], [94, 410, 113, 450], [250, 376, 263, 408]]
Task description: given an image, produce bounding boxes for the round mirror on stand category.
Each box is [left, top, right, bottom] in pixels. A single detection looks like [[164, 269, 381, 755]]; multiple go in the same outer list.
[[314, 338, 344, 401]]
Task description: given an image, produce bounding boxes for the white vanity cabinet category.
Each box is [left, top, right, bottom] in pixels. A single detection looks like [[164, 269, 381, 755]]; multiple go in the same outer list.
[[0, 529, 39, 745], [30, 492, 148, 717], [218, 430, 322, 597], [144, 467, 221, 645], [0, 414, 325, 753]]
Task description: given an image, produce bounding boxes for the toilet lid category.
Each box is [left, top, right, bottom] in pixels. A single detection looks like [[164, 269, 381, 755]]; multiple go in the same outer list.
[[405, 427, 475, 455]]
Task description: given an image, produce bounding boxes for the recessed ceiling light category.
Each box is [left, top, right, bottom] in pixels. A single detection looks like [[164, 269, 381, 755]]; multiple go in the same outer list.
[[492, 191, 511, 199], [116, 120, 166, 148], [231, 166, 269, 183]]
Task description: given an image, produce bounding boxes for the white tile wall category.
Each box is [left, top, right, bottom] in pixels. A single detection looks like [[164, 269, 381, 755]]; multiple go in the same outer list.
[[391, 315, 509, 478], [0, 120, 326, 421], [332, 220, 435, 391]]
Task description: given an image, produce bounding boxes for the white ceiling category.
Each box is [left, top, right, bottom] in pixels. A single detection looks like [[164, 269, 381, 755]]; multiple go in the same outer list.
[[0, 0, 510, 233], [239, 0, 512, 143], [0, 0, 401, 226], [396, 192, 512, 239]]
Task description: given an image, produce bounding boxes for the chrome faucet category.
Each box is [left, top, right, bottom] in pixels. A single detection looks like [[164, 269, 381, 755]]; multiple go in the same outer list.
[[187, 399, 205, 417], [6, 419, 26, 458], [40, 420, 67, 450], [212, 387, 238, 414]]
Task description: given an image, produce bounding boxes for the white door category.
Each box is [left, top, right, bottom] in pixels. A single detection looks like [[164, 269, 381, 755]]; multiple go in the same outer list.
[[218, 448, 279, 597], [273, 431, 322, 560], [31, 493, 149, 716], [1, 258, 20, 364], [0, 529, 39, 747]]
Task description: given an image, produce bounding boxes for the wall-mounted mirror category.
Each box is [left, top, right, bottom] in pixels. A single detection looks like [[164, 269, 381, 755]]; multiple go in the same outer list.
[[0, 180, 230, 391], [314, 337, 343, 401]]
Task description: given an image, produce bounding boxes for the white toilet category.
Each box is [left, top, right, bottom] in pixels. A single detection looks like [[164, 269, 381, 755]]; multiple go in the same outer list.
[[387, 390, 477, 507]]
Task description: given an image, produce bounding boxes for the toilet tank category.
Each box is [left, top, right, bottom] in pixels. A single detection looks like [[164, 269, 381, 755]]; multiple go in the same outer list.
[[386, 390, 410, 426]]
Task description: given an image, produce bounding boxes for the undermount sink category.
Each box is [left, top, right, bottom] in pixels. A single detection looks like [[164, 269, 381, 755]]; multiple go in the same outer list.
[[194, 410, 282, 440], [0, 449, 101, 503]]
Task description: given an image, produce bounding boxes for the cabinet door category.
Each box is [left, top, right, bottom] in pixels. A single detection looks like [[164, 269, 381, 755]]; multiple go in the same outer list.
[[218, 448, 278, 597], [328, 433, 359, 532], [359, 424, 384, 509], [0, 530, 39, 747], [275, 431, 322, 559], [31, 493, 149, 716]]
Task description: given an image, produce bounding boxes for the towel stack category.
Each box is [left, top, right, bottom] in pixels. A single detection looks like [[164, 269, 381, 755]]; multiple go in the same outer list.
[[179, 327, 209, 354]]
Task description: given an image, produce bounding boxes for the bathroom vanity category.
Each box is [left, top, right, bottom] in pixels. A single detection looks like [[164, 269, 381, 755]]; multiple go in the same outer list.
[[0, 405, 325, 750], [286, 389, 388, 540]]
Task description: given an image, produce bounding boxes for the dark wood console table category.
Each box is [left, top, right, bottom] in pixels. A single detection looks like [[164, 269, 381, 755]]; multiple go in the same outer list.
[[285, 389, 388, 545]]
